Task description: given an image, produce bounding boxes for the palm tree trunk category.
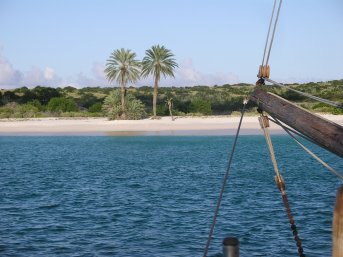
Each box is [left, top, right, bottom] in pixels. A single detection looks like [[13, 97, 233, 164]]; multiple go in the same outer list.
[[153, 77, 159, 117]]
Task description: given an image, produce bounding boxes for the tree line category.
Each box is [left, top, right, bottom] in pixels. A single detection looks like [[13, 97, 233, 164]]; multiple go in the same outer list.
[[0, 79, 342, 119]]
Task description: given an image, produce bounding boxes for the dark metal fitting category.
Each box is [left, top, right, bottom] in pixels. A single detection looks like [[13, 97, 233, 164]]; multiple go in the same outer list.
[[256, 78, 265, 86]]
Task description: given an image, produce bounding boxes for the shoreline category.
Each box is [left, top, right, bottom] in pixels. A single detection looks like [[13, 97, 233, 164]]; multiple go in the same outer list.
[[0, 114, 342, 136]]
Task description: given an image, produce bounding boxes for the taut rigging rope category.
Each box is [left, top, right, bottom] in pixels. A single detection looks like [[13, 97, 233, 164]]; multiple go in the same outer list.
[[264, 78, 343, 110], [258, 1, 343, 110], [269, 116, 343, 180], [203, 98, 248, 257], [261, 0, 277, 67], [265, 0, 283, 67], [267, 117, 318, 146], [259, 0, 283, 78], [259, 113, 305, 257]]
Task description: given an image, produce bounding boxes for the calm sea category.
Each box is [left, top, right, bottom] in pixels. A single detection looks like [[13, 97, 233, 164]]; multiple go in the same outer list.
[[0, 136, 342, 257]]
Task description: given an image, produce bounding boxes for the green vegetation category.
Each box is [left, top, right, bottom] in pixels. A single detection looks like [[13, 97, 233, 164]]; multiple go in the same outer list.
[[104, 48, 141, 119], [141, 45, 178, 117], [102, 90, 146, 120], [47, 97, 78, 113], [0, 79, 342, 119]]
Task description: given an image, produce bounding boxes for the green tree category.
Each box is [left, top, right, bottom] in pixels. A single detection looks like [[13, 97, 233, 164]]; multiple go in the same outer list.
[[21, 90, 37, 104], [141, 45, 178, 117], [88, 102, 103, 113], [13, 87, 29, 94], [103, 90, 146, 120], [2, 91, 18, 104], [27, 99, 44, 111], [31, 86, 61, 105], [63, 86, 78, 93], [47, 97, 78, 112], [190, 99, 212, 115], [104, 48, 141, 119], [79, 93, 98, 108]]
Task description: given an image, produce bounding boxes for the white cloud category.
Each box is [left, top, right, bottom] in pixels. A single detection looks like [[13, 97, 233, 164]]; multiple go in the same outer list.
[[177, 58, 202, 82], [23, 66, 62, 87], [0, 51, 22, 86], [0, 50, 63, 88], [44, 67, 55, 80], [175, 58, 239, 86], [68, 62, 108, 87], [0, 51, 240, 89], [92, 62, 107, 81], [140, 58, 240, 87]]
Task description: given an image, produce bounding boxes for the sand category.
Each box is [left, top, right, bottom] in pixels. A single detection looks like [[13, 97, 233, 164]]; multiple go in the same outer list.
[[0, 114, 342, 136]]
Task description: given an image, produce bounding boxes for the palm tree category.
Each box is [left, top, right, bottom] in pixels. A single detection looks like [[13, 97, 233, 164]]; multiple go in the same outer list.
[[104, 48, 141, 119], [141, 45, 178, 117]]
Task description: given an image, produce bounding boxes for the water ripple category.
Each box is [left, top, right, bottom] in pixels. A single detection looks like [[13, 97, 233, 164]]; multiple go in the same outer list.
[[0, 136, 342, 256]]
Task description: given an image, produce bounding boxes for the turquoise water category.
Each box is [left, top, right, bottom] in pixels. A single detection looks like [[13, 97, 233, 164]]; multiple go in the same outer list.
[[0, 136, 342, 257]]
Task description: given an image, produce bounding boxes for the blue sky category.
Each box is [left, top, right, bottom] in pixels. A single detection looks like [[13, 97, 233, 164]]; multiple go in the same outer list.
[[0, 0, 342, 88]]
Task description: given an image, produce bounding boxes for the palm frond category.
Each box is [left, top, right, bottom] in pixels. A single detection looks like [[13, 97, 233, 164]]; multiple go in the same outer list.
[[141, 45, 178, 81], [104, 48, 141, 86]]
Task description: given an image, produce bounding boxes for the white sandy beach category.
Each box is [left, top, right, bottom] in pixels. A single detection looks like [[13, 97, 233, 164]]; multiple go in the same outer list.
[[0, 114, 342, 136]]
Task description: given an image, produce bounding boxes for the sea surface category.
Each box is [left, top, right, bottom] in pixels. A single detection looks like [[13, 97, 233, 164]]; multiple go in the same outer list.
[[0, 136, 342, 257]]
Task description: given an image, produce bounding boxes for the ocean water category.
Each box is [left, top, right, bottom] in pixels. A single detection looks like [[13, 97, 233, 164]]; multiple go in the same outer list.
[[0, 136, 342, 257]]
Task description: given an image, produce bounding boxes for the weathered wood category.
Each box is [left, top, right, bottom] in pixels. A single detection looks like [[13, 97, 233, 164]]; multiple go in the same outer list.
[[333, 186, 343, 257], [250, 87, 343, 158]]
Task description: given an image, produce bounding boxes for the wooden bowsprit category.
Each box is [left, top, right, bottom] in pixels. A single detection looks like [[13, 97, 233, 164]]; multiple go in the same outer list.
[[250, 87, 343, 158]]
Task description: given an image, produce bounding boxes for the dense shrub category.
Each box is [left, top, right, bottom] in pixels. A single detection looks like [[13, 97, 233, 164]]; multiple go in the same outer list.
[[0, 102, 40, 118], [32, 86, 61, 104], [88, 102, 103, 113], [79, 93, 99, 108], [0, 103, 16, 118], [173, 99, 191, 113], [27, 100, 44, 111], [63, 86, 78, 93], [189, 99, 212, 115], [2, 91, 18, 104], [156, 104, 168, 116], [47, 97, 78, 112], [102, 90, 146, 120], [18, 103, 40, 118], [313, 102, 343, 114], [281, 89, 306, 101], [21, 90, 37, 104]]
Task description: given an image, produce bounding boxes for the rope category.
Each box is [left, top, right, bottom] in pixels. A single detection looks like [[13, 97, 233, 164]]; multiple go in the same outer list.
[[268, 117, 318, 146], [270, 116, 343, 180], [259, 115, 282, 181], [259, 114, 305, 257], [260, 0, 283, 69], [265, 0, 283, 66], [264, 78, 343, 110], [202, 99, 248, 257], [261, 0, 277, 67]]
